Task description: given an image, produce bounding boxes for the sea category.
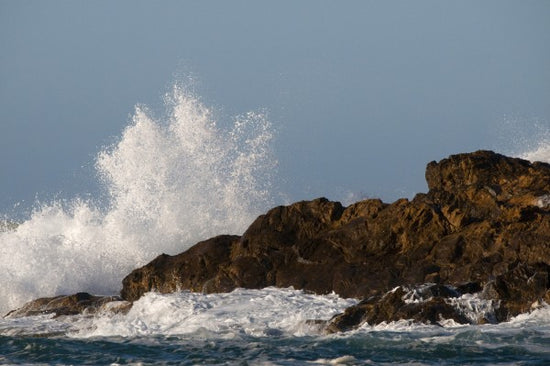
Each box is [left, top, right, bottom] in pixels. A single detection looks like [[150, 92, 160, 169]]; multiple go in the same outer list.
[[1, 85, 550, 365]]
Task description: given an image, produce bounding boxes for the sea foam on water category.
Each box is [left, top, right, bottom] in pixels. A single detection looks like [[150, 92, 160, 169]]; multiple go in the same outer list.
[[0, 85, 277, 314]]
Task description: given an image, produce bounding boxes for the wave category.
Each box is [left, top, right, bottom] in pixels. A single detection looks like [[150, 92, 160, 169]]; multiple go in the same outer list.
[[1, 286, 549, 339], [500, 116, 550, 163], [521, 142, 550, 163], [75, 287, 356, 339], [0, 287, 357, 338], [2, 287, 548, 364], [0, 85, 277, 314]]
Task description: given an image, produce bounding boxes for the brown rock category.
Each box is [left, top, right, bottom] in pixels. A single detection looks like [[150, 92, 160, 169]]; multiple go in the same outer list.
[[325, 285, 470, 333], [13, 151, 548, 329], [482, 263, 550, 321], [118, 151, 550, 329], [121, 235, 239, 301], [5, 293, 122, 318]]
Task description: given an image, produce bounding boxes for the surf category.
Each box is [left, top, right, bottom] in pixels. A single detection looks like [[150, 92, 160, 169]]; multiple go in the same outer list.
[[0, 84, 277, 314]]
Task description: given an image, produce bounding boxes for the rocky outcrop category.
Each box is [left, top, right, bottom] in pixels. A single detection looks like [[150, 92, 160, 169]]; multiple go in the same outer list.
[[325, 269, 550, 333], [119, 150, 550, 329], [121, 235, 241, 301], [325, 284, 473, 333], [8, 151, 550, 329], [4, 293, 128, 318]]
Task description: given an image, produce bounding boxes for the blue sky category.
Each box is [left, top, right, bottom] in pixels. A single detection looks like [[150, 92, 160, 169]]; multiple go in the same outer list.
[[1, 0, 549, 214]]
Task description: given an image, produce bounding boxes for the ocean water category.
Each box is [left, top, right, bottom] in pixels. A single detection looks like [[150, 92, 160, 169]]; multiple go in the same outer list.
[[1, 288, 549, 365], [1, 85, 550, 365]]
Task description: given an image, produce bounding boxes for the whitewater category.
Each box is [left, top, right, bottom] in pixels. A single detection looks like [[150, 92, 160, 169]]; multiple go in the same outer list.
[[0, 84, 276, 315], [1, 287, 549, 365], [1, 85, 550, 364]]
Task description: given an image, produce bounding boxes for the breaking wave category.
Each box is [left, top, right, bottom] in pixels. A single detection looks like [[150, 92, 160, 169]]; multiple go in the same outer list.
[[521, 142, 550, 163], [0, 85, 277, 314], [501, 116, 550, 163]]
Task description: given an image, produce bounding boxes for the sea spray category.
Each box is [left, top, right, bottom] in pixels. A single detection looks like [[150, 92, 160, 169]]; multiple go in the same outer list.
[[72, 287, 357, 339], [517, 121, 550, 162], [0, 85, 277, 314], [95, 86, 276, 255], [499, 115, 550, 163], [521, 142, 550, 163]]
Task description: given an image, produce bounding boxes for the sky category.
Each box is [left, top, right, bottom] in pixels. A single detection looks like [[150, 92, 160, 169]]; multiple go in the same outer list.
[[1, 0, 550, 215]]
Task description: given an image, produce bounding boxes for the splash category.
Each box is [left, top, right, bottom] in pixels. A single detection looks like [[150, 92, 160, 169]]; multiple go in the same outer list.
[[521, 142, 550, 163], [0, 85, 277, 314], [499, 115, 550, 163], [74, 287, 356, 338], [518, 120, 550, 163]]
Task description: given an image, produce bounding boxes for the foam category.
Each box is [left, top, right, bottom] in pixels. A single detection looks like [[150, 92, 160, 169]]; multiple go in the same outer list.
[[521, 142, 550, 163], [1, 287, 549, 344], [0, 287, 355, 339]]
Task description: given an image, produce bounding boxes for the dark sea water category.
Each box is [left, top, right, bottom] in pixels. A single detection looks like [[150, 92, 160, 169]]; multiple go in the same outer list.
[[0, 332, 547, 365], [1, 289, 550, 365], [2, 321, 550, 365]]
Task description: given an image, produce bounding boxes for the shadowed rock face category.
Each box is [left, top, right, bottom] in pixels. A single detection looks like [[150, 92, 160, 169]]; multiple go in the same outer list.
[[8, 151, 550, 329], [120, 235, 240, 301]]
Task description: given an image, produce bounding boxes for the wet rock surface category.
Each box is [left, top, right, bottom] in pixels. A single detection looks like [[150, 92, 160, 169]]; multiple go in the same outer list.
[[5, 293, 125, 318], [8, 151, 550, 329], [120, 235, 240, 301], [325, 284, 471, 333], [119, 151, 550, 329]]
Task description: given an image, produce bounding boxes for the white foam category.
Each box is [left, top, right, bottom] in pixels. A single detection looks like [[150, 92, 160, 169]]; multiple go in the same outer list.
[[506, 118, 550, 164], [0, 85, 277, 314], [308, 355, 358, 365], [1, 287, 549, 345], [521, 142, 550, 163], [503, 303, 550, 330], [0, 314, 71, 337], [445, 293, 498, 324], [3, 287, 355, 339]]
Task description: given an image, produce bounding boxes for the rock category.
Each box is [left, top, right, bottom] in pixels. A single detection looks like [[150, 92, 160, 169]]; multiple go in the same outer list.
[[5, 293, 123, 318], [325, 285, 471, 333], [481, 263, 550, 321], [118, 150, 550, 328], [10, 151, 550, 329], [121, 235, 240, 301]]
